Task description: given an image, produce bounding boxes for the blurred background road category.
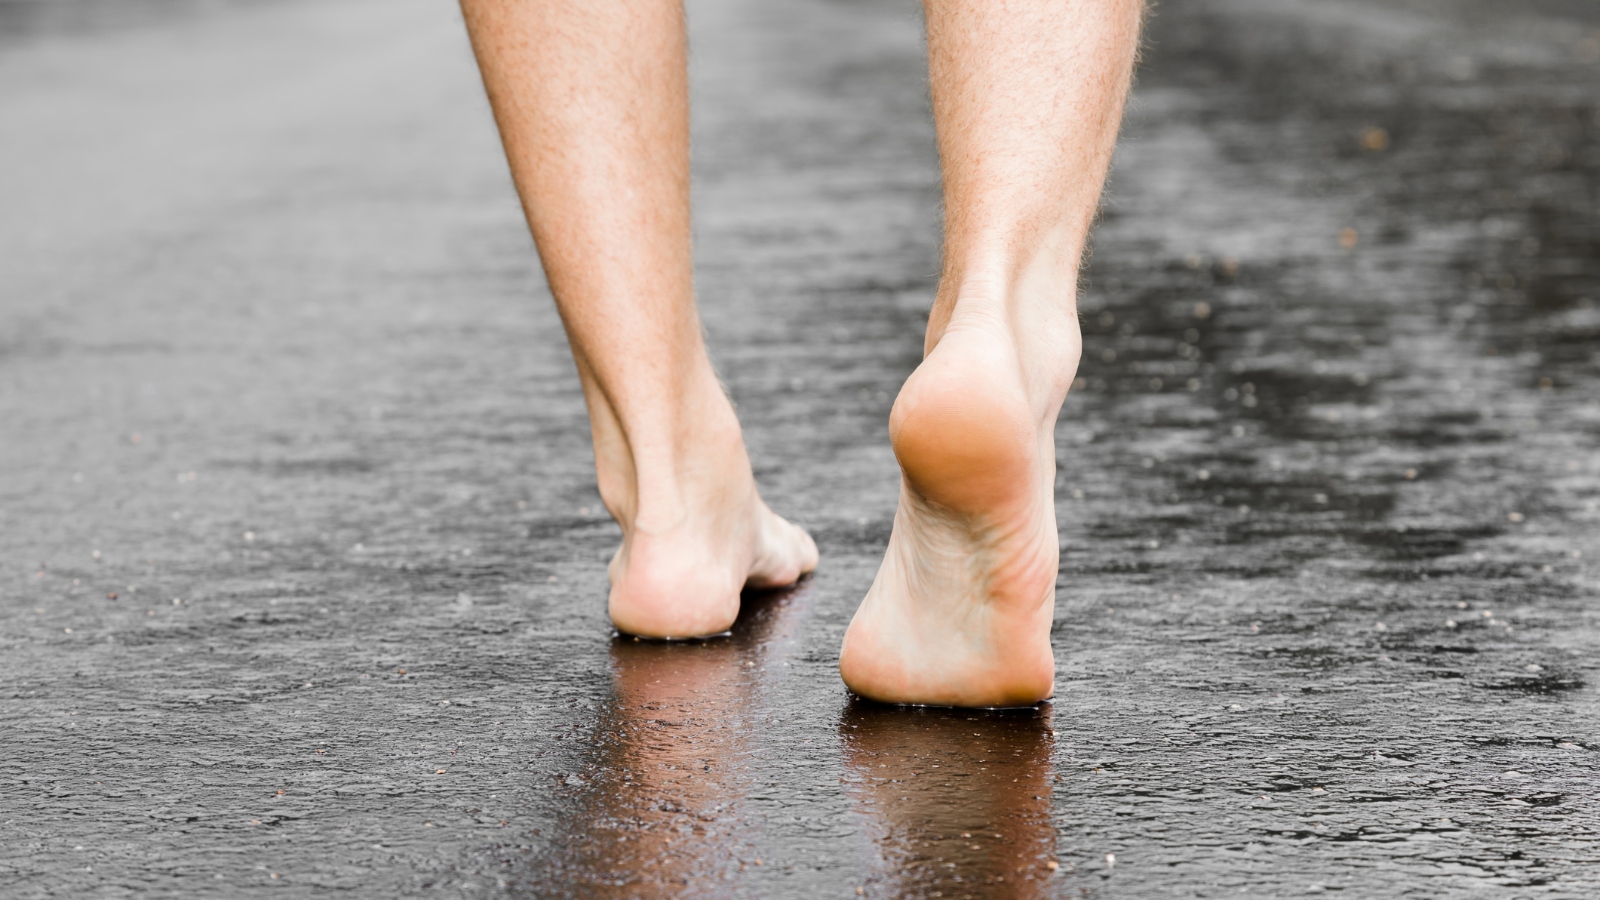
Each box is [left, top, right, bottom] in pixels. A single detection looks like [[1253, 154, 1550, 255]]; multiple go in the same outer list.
[[2, 0, 1599, 896]]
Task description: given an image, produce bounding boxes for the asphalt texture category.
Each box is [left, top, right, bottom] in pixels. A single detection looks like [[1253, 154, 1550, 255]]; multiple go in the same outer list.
[[3, 0, 1599, 897]]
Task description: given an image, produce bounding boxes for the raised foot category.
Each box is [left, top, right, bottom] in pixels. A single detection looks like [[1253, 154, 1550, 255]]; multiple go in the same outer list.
[[839, 315, 1071, 707], [608, 495, 817, 640]]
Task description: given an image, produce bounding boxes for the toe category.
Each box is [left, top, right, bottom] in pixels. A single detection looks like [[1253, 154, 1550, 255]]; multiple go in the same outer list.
[[745, 512, 817, 588], [794, 521, 820, 574]]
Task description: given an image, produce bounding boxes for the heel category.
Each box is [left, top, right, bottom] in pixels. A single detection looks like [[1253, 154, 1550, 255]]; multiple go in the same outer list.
[[889, 329, 1036, 514]]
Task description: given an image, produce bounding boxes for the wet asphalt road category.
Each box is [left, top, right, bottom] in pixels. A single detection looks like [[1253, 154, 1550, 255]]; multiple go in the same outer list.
[[3, 0, 1600, 896]]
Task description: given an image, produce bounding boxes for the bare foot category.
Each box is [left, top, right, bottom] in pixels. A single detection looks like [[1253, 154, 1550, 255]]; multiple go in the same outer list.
[[604, 414, 818, 639], [839, 294, 1078, 707]]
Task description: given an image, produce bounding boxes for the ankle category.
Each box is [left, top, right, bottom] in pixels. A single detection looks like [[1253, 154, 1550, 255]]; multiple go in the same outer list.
[[931, 228, 1083, 345], [933, 291, 1081, 420], [596, 382, 754, 535]]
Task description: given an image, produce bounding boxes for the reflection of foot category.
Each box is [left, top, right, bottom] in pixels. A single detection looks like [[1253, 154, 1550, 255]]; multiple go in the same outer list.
[[840, 297, 1077, 706], [528, 584, 814, 892], [605, 421, 818, 639], [841, 702, 1059, 895]]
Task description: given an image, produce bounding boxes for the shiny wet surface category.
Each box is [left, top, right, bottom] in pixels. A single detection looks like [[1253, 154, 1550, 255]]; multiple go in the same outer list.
[[2, 0, 1599, 896]]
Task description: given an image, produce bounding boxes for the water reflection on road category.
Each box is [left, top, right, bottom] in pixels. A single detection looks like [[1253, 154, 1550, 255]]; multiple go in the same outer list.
[[522, 585, 1064, 898], [842, 704, 1058, 900], [528, 585, 808, 895], [561, 640, 760, 892]]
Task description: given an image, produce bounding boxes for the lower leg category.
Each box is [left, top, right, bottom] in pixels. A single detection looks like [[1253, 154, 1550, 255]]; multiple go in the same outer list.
[[459, 0, 816, 637], [841, 0, 1143, 706]]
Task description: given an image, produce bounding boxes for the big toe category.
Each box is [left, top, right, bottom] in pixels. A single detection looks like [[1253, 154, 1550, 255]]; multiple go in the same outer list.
[[792, 520, 820, 573], [748, 514, 818, 588]]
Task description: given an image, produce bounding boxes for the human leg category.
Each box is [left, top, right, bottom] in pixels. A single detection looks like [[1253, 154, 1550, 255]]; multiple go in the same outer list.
[[839, 0, 1143, 706], [458, 0, 817, 638]]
